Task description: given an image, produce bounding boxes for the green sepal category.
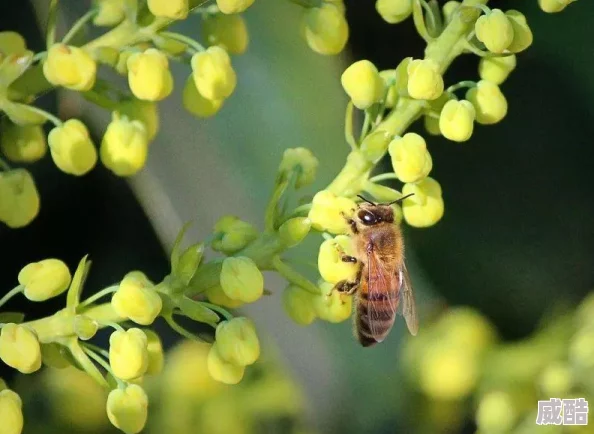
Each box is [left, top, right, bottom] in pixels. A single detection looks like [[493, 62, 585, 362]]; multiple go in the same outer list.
[[0, 312, 25, 323], [0, 100, 46, 125], [177, 295, 219, 326], [170, 221, 193, 275], [66, 255, 91, 310], [175, 242, 205, 286]]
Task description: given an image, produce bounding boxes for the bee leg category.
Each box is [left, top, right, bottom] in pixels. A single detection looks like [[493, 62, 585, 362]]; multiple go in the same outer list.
[[340, 211, 358, 234], [334, 280, 358, 295], [341, 255, 357, 263]]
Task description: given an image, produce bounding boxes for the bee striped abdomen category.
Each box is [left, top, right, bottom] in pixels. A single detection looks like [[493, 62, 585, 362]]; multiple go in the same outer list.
[[355, 288, 399, 347]]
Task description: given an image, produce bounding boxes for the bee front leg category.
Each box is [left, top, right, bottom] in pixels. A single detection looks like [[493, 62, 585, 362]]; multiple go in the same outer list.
[[340, 211, 358, 234], [334, 280, 359, 296], [341, 255, 357, 263]]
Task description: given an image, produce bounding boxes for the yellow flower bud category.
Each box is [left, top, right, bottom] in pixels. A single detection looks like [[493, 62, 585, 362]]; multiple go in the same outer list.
[[111, 271, 162, 325], [505, 10, 533, 53], [207, 343, 245, 384], [93, 0, 126, 26], [569, 328, 594, 369], [476, 391, 517, 433], [216, 0, 254, 14], [361, 130, 391, 164], [439, 99, 475, 142], [202, 14, 249, 55], [318, 235, 358, 284], [539, 0, 577, 13], [148, 0, 189, 19], [401, 177, 444, 228], [436, 307, 497, 354], [282, 285, 317, 325], [144, 329, 164, 375], [211, 216, 258, 254], [18, 258, 71, 302], [220, 257, 264, 303], [182, 76, 223, 118], [116, 99, 159, 141], [308, 190, 356, 235], [465, 80, 507, 125], [303, 4, 349, 55], [73, 315, 99, 340], [0, 123, 46, 163], [215, 317, 260, 366], [191, 47, 236, 101], [407, 59, 444, 100], [47, 119, 97, 176], [0, 169, 40, 228], [478, 54, 516, 85], [388, 132, 433, 183], [442, 1, 460, 24], [0, 324, 41, 374], [127, 49, 173, 101], [314, 281, 353, 323], [0, 31, 26, 60], [0, 389, 23, 434], [205, 285, 243, 309], [278, 217, 311, 248], [475, 9, 514, 54], [423, 115, 441, 136], [278, 147, 319, 188], [379, 70, 398, 108], [43, 43, 96, 91], [100, 113, 148, 177], [341, 60, 385, 110], [539, 362, 573, 397], [109, 328, 149, 380], [106, 384, 148, 434], [375, 0, 412, 24]]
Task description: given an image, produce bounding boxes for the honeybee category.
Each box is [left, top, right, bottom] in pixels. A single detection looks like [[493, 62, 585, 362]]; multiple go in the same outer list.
[[336, 194, 418, 347]]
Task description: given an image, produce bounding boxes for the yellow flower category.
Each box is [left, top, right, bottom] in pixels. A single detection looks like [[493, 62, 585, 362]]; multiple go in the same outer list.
[[478, 54, 516, 85], [144, 329, 164, 375], [111, 271, 162, 325], [115, 99, 159, 141], [318, 235, 358, 284], [539, 0, 577, 13], [278, 217, 311, 248], [375, 0, 412, 24], [314, 281, 353, 323], [182, 76, 224, 118], [0, 169, 40, 228], [308, 190, 357, 235], [127, 49, 173, 101], [388, 132, 432, 183], [215, 317, 260, 366], [505, 10, 533, 53], [220, 257, 264, 303], [278, 147, 319, 188], [216, 0, 254, 14], [43, 43, 96, 91], [106, 384, 148, 434], [465, 80, 507, 125], [0, 324, 41, 374], [401, 177, 444, 227], [303, 4, 349, 55], [361, 129, 392, 164], [109, 328, 149, 380], [100, 113, 148, 177], [18, 258, 71, 302], [205, 285, 243, 309], [407, 59, 444, 100], [207, 343, 245, 384], [0, 389, 23, 434], [211, 216, 258, 254], [47, 119, 97, 176], [439, 99, 475, 142], [341, 60, 385, 110], [282, 285, 317, 325], [476, 391, 517, 432], [202, 14, 249, 55], [147, 0, 189, 19], [93, 0, 126, 26], [442, 1, 461, 23], [0, 123, 46, 163], [475, 9, 514, 54], [191, 47, 237, 101]]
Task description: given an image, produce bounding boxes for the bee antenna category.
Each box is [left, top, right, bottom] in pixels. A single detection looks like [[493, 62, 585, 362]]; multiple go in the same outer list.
[[387, 193, 415, 205], [357, 195, 376, 206]]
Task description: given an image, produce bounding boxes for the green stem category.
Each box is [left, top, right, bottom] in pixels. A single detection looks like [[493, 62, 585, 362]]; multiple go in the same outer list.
[[264, 179, 289, 231], [62, 9, 97, 45], [164, 314, 207, 342], [272, 256, 320, 295], [78, 286, 118, 310], [0, 285, 24, 309], [159, 31, 205, 53], [68, 339, 109, 388], [101, 321, 125, 333], [359, 110, 371, 143], [412, 0, 433, 44], [84, 342, 110, 359], [344, 102, 357, 151], [446, 80, 477, 94], [288, 0, 323, 7], [199, 302, 233, 321], [369, 173, 399, 183], [23, 105, 63, 127], [81, 345, 124, 388], [0, 157, 12, 171], [419, 0, 438, 35], [46, 0, 59, 50]]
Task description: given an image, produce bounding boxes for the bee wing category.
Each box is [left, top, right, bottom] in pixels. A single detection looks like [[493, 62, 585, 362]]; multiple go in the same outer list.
[[399, 263, 419, 336], [366, 249, 399, 341]]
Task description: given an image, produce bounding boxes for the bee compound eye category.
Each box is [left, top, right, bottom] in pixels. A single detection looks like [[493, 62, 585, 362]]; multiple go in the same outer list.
[[358, 210, 377, 225]]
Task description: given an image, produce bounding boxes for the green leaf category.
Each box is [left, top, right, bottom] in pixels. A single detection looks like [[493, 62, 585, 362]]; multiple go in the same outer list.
[[175, 242, 205, 286], [170, 221, 193, 274], [177, 296, 219, 325], [0, 312, 25, 323], [66, 255, 91, 310]]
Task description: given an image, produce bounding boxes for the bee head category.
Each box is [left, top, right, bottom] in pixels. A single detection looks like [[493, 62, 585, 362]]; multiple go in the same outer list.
[[355, 194, 415, 226]]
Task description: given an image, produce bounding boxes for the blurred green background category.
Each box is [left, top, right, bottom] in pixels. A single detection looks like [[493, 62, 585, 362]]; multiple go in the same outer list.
[[1, 0, 593, 433]]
